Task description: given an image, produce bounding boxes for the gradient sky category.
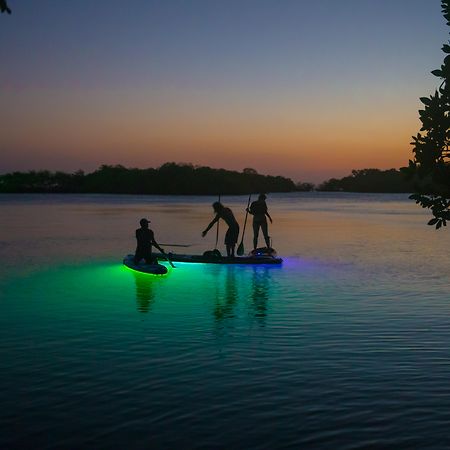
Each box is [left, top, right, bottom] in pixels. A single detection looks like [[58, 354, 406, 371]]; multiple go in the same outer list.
[[0, 0, 447, 182]]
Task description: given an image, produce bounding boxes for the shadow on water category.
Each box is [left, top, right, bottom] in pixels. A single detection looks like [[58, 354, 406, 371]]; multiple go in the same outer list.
[[133, 272, 156, 313]]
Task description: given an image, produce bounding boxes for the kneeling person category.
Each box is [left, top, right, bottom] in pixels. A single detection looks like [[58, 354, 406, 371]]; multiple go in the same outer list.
[[134, 218, 165, 264]]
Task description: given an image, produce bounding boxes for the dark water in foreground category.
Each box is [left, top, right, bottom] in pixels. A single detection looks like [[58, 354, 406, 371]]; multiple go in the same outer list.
[[1, 193, 450, 449]]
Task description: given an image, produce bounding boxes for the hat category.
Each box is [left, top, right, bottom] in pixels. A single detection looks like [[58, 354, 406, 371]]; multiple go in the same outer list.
[[139, 218, 151, 226]]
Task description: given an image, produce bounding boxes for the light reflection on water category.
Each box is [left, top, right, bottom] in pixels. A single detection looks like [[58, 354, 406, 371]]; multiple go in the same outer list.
[[1, 193, 450, 449]]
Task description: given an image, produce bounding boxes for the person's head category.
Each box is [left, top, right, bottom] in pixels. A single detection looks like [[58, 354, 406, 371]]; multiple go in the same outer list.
[[212, 201, 223, 213], [258, 193, 267, 201], [139, 218, 150, 228]]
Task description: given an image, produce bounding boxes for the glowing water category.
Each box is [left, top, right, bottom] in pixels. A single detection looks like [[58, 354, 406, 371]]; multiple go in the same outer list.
[[1, 193, 449, 449]]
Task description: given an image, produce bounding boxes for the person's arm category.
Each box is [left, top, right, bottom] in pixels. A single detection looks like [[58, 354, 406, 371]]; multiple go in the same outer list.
[[202, 215, 219, 237], [266, 211, 273, 223], [151, 237, 165, 254]]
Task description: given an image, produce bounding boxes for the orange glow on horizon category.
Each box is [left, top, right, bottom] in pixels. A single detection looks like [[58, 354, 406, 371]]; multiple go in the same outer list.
[[0, 85, 423, 182]]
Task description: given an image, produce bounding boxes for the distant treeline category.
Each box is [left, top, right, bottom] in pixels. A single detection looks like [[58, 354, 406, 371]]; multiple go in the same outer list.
[[317, 168, 414, 193], [0, 163, 298, 195], [0, 165, 416, 194]]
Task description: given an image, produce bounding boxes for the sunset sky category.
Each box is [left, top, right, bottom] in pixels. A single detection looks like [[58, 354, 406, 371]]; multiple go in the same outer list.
[[0, 0, 447, 182]]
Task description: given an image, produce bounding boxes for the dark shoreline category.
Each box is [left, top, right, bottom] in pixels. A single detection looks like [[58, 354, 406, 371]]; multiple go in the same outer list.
[[0, 165, 414, 194]]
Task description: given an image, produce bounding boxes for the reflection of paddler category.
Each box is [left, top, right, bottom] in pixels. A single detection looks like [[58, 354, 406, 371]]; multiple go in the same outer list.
[[202, 202, 240, 257], [250, 267, 269, 322], [213, 267, 238, 322], [133, 272, 155, 313]]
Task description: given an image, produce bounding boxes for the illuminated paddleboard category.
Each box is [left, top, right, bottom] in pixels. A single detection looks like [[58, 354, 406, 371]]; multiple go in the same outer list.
[[123, 255, 169, 275], [153, 251, 282, 265]]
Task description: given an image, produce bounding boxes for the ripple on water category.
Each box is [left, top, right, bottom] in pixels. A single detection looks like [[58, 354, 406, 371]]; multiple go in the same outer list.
[[1, 194, 450, 449]]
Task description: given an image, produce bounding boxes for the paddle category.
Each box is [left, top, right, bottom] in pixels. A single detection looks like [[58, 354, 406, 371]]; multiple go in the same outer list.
[[214, 194, 221, 250], [156, 246, 176, 268], [237, 194, 252, 256], [159, 243, 193, 248], [161, 251, 176, 268]]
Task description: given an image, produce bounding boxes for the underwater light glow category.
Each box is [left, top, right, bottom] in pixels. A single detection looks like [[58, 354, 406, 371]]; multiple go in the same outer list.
[[122, 263, 171, 277]]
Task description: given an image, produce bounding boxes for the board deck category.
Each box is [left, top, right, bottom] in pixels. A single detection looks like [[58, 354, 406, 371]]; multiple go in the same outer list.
[[154, 252, 282, 265]]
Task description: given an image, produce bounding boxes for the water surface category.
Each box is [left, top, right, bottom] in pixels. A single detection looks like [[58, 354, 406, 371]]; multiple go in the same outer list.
[[1, 193, 450, 449]]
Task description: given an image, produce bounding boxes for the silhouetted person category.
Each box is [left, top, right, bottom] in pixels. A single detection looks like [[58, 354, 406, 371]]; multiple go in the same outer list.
[[247, 193, 272, 249], [202, 202, 240, 257], [134, 218, 165, 264], [0, 0, 11, 14]]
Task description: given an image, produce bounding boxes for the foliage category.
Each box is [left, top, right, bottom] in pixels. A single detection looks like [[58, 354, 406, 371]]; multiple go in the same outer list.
[[295, 181, 315, 192], [404, 0, 450, 228], [0, 1, 11, 14], [317, 168, 414, 193], [0, 163, 296, 195]]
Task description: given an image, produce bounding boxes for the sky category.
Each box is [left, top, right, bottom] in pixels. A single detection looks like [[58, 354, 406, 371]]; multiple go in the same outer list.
[[0, 0, 447, 182]]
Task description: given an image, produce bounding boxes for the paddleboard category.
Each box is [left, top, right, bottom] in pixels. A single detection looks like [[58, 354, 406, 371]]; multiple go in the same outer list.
[[153, 252, 282, 265], [123, 254, 168, 275]]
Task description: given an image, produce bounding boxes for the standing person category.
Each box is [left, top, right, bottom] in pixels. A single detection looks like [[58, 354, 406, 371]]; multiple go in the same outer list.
[[202, 202, 240, 257], [247, 193, 273, 250], [134, 218, 166, 264]]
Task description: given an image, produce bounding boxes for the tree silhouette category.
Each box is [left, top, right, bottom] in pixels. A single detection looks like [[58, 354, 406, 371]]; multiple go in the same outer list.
[[0, 0, 11, 14], [318, 168, 414, 193], [406, 0, 450, 228], [0, 163, 297, 194]]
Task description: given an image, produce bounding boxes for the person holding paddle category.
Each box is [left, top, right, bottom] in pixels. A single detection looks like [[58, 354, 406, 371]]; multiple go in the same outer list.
[[202, 202, 240, 257], [247, 193, 273, 250], [134, 218, 173, 267]]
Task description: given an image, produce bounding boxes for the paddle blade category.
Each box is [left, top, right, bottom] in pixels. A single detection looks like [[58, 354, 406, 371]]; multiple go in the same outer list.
[[237, 241, 244, 256]]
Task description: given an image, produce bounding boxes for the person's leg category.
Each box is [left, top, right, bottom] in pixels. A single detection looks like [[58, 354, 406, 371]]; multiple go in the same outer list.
[[139, 248, 155, 264], [144, 255, 156, 264], [231, 225, 239, 257], [253, 221, 259, 249], [134, 249, 142, 264], [225, 228, 231, 257], [261, 220, 270, 248]]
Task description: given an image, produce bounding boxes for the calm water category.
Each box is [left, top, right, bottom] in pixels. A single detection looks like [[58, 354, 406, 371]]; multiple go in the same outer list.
[[1, 193, 450, 449]]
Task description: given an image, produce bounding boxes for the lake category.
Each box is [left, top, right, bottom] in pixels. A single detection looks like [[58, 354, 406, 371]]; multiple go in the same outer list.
[[1, 192, 450, 449]]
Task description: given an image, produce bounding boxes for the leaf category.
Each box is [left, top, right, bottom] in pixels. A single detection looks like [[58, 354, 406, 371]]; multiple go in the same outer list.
[[432, 69, 444, 77], [420, 97, 432, 105], [428, 217, 439, 225]]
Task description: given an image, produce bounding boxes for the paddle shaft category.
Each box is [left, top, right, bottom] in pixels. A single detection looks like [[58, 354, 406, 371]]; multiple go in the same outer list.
[[159, 243, 192, 247], [239, 194, 252, 246], [214, 194, 221, 249], [159, 250, 175, 268]]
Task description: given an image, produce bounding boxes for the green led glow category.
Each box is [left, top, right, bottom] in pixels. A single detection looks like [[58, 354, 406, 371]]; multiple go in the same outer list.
[[122, 263, 171, 277], [2, 259, 282, 320]]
